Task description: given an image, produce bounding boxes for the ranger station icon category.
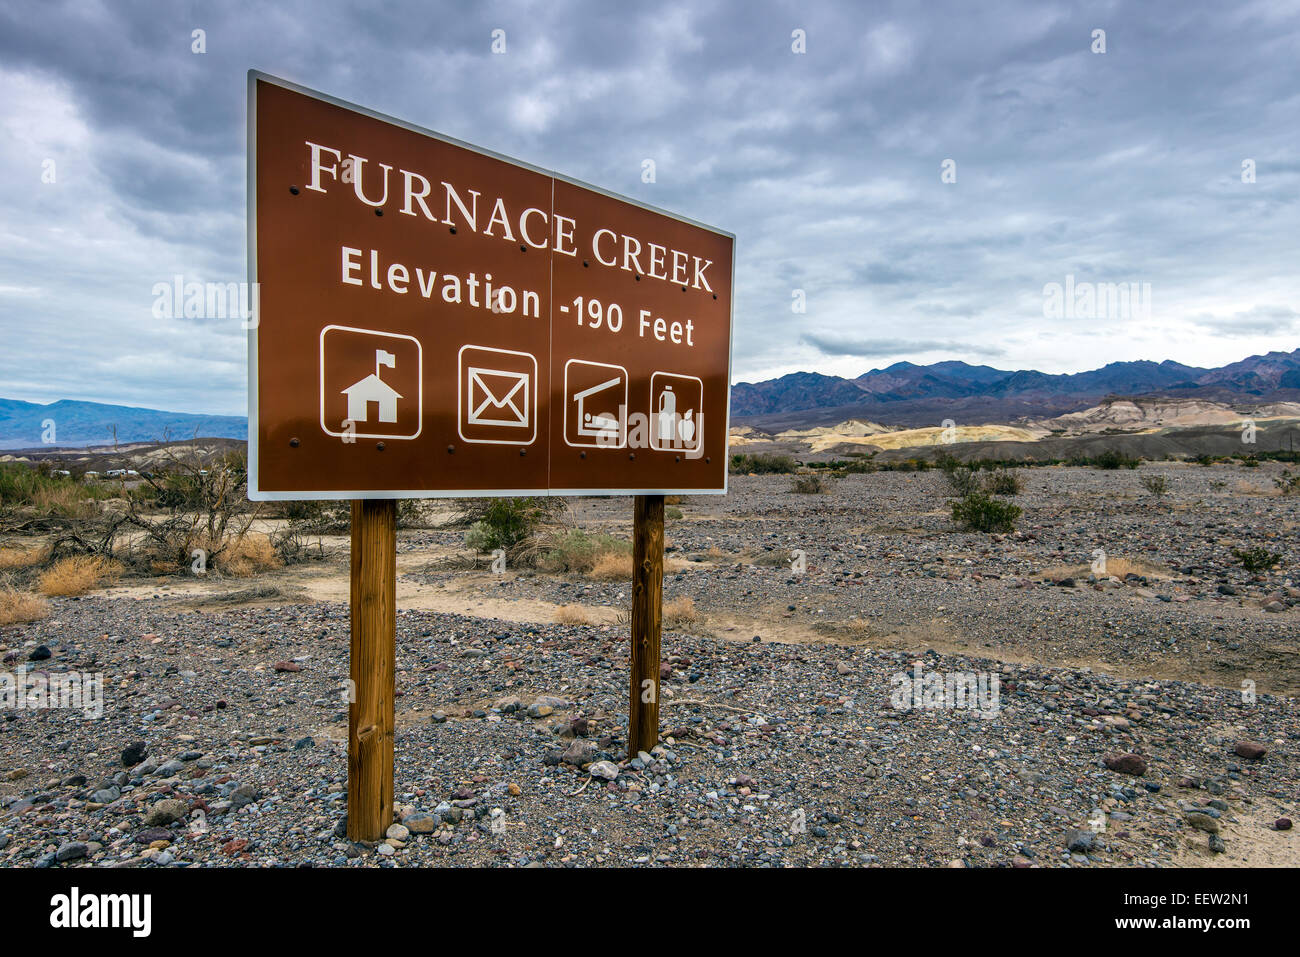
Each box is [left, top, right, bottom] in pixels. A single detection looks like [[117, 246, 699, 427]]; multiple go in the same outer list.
[[343, 349, 402, 424], [319, 324, 422, 441]]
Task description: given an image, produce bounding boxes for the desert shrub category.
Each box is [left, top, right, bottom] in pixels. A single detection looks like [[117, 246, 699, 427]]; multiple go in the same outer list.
[[37, 555, 120, 596], [665, 505, 684, 520], [791, 474, 829, 494], [1274, 470, 1300, 496], [1083, 449, 1141, 470], [270, 498, 424, 531], [880, 457, 932, 472], [215, 533, 282, 577], [663, 594, 699, 629], [0, 584, 49, 625], [277, 501, 351, 533], [589, 549, 633, 581], [1231, 546, 1281, 574], [983, 469, 1024, 495], [730, 453, 797, 475], [1140, 474, 1169, 499], [746, 546, 794, 567], [1252, 450, 1300, 464], [395, 499, 429, 528], [534, 528, 630, 574], [0, 464, 106, 518], [840, 456, 877, 473], [270, 521, 328, 565], [117, 448, 258, 571], [553, 604, 591, 625], [461, 497, 567, 556], [277, 500, 327, 522], [952, 491, 1022, 533], [945, 467, 980, 496], [938, 454, 983, 495]]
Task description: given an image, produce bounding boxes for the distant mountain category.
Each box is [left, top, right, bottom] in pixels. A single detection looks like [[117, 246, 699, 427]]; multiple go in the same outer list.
[[730, 349, 1300, 424], [6, 348, 1298, 449], [728, 372, 870, 416], [0, 399, 247, 450]]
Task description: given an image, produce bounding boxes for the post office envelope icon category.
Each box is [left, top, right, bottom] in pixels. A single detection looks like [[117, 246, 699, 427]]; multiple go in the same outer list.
[[468, 368, 530, 427], [458, 345, 538, 445]]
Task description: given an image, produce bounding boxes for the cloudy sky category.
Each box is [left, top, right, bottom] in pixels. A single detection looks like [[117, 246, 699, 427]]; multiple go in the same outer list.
[[1, 0, 1298, 416]]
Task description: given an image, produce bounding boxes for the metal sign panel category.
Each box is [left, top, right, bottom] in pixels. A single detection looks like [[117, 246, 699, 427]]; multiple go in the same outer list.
[[246, 72, 734, 500]]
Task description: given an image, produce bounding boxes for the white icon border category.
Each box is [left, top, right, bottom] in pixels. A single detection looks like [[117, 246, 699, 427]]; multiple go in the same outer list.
[[648, 371, 704, 452], [457, 344, 539, 446], [319, 324, 423, 441], [563, 358, 629, 450]]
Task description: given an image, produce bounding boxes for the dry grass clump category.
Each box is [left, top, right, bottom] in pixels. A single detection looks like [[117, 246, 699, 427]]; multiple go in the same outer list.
[[663, 595, 699, 629], [37, 556, 122, 596], [0, 585, 49, 624], [589, 550, 633, 581], [0, 545, 49, 570], [744, 547, 794, 568], [31, 484, 97, 516], [216, 533, 282, 577], [554, 604, 591, 625]]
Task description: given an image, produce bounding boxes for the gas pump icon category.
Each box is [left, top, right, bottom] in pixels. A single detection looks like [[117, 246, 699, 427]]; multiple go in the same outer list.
[[650, 373, 702, 451]]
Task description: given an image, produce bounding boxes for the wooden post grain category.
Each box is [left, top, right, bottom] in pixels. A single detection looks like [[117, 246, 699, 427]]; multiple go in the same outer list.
[[629, 493, 664, 755], [347, 499, 396, 842]]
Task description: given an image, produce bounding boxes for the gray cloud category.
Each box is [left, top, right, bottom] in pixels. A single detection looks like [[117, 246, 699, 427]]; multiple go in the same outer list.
[[801, 331, 1007, 360], [0, 0, 1297, 414], [1192, 305, 1300, 337]]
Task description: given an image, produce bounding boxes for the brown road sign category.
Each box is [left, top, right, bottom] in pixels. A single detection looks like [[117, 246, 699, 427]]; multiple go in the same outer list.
[[247, 72, 734, 500]]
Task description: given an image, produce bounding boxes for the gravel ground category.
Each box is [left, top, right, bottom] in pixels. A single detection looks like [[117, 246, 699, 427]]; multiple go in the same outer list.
[[1, 464, 1297, 867]]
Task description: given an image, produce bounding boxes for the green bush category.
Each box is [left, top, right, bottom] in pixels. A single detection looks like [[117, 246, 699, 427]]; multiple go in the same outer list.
[[1140, 474, 1169, 499], [1080, 449, 1141, 470], [665, 506, 684, 520], [983, 469, 1024, 495], [0, 463, 109, 513], [944, 466, 980, 496], [840, 456, 877, 473], [461, 497, 565, 555], [729, 453, 797, 475], [534, 528, 630, 573], [952, 491, 1022, 532], [1231, 546, 1281, 574]]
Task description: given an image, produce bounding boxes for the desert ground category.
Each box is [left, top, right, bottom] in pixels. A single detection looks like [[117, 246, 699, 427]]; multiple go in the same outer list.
[[1, 461, 1297, 868]]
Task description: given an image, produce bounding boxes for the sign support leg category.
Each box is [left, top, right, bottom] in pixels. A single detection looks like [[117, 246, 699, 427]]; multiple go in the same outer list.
[[347, 498, 396, 842], [629, 493, 664, 755]]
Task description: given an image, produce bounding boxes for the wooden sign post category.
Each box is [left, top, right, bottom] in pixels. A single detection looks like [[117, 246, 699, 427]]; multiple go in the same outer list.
[[629, 494, 664, 754], [347, 499, 396, 841]]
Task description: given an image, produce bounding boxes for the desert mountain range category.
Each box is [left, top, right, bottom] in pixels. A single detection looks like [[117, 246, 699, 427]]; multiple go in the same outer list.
[[732, 348, 1300, 430], [1, 348, 1297, 451]]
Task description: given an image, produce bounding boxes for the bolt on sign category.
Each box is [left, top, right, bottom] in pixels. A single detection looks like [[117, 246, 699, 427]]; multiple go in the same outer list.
[[246, 72, 734, 499]]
